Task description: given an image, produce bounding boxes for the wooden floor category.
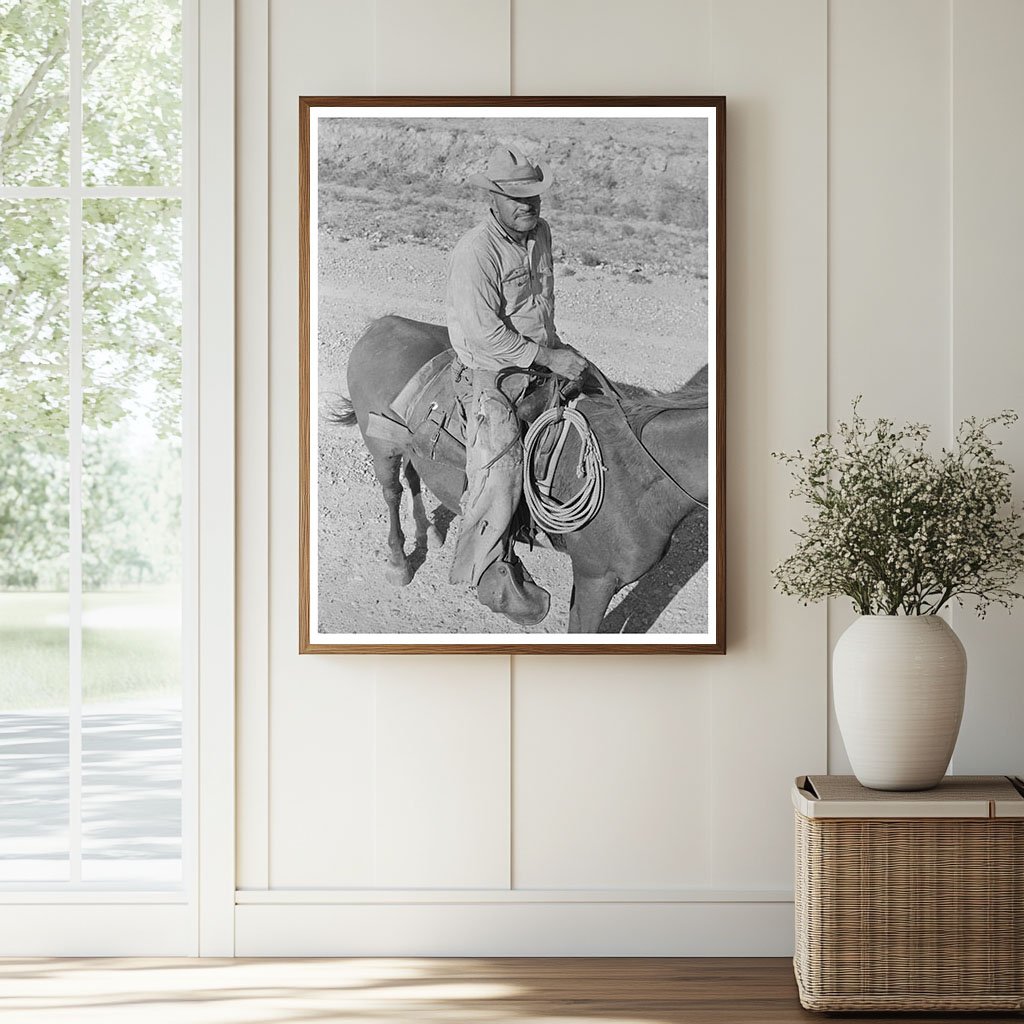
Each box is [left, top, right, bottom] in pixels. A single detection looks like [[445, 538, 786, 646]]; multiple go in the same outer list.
[[0, 957, 1020, 1023]]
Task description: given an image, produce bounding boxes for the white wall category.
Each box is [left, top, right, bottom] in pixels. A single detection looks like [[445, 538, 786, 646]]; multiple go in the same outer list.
[[233, 0, 1024, 955]]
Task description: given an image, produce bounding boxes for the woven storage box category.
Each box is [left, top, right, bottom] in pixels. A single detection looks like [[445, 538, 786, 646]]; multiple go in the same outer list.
[[793, 775, 1024, 1012]]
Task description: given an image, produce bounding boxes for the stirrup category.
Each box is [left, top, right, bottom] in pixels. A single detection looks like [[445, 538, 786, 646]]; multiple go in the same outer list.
[[477, 558, 550, 626]]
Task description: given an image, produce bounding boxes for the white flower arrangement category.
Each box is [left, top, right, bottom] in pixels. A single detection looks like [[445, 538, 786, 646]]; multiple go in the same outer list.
[[772, 401, 1024, 616]]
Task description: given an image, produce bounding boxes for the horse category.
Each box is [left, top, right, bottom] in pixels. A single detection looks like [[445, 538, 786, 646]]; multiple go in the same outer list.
[[329, 315, 708, 634]]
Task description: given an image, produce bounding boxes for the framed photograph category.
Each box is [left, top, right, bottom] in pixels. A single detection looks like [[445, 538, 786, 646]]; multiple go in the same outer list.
[[300, 96, 725, 654]]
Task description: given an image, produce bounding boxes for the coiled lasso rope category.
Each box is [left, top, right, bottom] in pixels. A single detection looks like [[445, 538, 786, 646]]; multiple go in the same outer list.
[[522, 399, 606, 533]]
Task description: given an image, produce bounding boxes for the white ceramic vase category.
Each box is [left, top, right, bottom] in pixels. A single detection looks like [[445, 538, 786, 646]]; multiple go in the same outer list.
[[833, 615, 967, 791]]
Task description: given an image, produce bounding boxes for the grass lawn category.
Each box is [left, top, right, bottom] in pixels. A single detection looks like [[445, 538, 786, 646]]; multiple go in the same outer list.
[[0, 589, 181, 710]]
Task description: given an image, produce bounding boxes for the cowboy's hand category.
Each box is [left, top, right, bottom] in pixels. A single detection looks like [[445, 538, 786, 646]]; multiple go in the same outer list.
[[535, 346, 587, 380]]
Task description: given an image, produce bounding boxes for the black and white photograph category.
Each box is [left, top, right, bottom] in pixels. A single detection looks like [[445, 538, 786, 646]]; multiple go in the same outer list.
[[300, 98, 725, 653]]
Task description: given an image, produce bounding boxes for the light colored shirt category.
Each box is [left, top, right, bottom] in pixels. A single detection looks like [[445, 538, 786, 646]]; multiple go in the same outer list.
[[445, 211, 560, 372]]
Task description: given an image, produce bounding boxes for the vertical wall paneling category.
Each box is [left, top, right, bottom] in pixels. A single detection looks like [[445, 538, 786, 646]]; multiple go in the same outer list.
[[513, 658, 713, 889], [266, 0, 376, 887], [375, 0, 511, 95], [708, 0, 828, 889], [197, 0, 236, 955], [232, 0, 1024, 954], [270, 667, 378, 886], [949, 0, 1024, 777], [236, 0, 271, 892], [263, 0, 519, 894], [828, 0, 951, 422], [509, 1, 719, 896], [374, 659, 511, 888], [827, 0, 952, 772], [511, 0, 712, 95], [369, 0, 516, 892]]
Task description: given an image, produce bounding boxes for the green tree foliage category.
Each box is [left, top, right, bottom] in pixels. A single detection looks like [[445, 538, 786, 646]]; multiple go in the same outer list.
[[82, 0, 181, 185], [0, 0, 182, 590], [82, 428, 181, 589], [0, 440, 68, 587], [0, 0, 69, 186], [0, 199, 68, 449], [83, 198, 182, 438]]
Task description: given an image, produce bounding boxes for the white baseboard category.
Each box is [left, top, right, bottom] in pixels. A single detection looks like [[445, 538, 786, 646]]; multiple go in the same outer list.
[[235, 899, 795, 957], [0, 904, 196, 956]]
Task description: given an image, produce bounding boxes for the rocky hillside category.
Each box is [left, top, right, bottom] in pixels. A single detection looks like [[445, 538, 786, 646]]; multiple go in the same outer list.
[[316, 116, 709, 278]]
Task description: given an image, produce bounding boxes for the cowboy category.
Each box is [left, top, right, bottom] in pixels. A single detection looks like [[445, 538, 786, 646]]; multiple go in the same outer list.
[[445, 144, 588, 625]]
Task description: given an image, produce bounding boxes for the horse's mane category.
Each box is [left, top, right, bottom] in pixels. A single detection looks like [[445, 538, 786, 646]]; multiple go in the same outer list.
[[617, 379, 708, 439], [622, 380, 709, 416]]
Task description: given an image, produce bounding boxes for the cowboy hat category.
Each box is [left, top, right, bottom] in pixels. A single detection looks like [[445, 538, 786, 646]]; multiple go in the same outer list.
[[466, 144, 553, 198]]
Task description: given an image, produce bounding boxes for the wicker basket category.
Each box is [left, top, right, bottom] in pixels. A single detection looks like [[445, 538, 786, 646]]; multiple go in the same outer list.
[[793, 775, 1024, 1012]]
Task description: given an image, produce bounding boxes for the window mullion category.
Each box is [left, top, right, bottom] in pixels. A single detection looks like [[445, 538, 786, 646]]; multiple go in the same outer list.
[[68, 0, 83, 886]]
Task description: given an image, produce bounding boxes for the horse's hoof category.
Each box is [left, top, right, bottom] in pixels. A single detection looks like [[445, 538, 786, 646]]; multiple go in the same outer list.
[[426, 525, 444, 550], [385, 560, 413, 587]]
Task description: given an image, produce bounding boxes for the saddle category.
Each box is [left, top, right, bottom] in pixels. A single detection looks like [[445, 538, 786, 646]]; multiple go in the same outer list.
[[364, 348, 565, 471], [363, 352, 651, 533], [364, 349, 467, 465]]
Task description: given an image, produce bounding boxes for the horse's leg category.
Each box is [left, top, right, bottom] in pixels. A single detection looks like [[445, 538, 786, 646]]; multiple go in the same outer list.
[[403, 460, 445, 550], [568, 570, 619, 634], [426, 519, 445, 550], [403, 461, 429, 549], [372, 449, 412, 586]]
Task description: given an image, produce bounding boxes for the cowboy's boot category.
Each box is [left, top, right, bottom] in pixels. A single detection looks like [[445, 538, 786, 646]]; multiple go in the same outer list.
[[477, 558, 550, 626]]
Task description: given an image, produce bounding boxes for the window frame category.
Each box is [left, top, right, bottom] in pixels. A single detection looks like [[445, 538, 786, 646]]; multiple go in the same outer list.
[[0, 0, 235, 956]]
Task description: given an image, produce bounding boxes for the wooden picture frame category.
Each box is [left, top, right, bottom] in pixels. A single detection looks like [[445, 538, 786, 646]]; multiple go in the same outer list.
[[300, 96, 725, 654]]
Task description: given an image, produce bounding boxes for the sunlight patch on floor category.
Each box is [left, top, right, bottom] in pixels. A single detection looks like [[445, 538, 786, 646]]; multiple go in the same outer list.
[[0, 958, 681, 1023]]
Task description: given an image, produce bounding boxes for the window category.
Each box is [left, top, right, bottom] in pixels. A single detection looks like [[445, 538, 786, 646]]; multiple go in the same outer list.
[[0, 0, 192, 890]]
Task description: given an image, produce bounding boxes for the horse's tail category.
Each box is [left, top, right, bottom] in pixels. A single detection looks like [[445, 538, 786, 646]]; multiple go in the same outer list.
[[323, 392, 357, 426]]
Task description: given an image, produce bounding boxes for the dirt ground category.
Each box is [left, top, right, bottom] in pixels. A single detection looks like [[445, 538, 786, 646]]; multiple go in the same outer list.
[[315, 232, 710, 637]]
